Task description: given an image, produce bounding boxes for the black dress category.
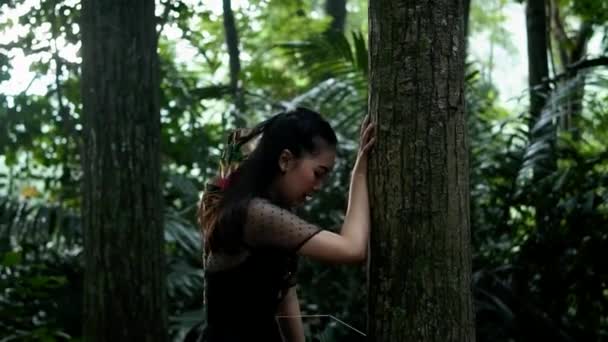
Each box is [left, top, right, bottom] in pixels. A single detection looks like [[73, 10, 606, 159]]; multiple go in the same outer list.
[[201, 197, 323, 342]]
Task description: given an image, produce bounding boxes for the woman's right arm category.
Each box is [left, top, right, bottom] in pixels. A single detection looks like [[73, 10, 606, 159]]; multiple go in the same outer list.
[[298, 169, 370, 263], [298, 116, 376, 264]]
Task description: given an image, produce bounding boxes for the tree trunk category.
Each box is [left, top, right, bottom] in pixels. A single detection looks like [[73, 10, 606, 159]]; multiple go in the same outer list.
[[525, 0, 557, 226], [367, 1, 475, 341], [223, 0, 246, 127], [325, 0, 347, 33], [80, 1, 167, 341], [526, 0, 550, 130], [516, 0, 557, 326]]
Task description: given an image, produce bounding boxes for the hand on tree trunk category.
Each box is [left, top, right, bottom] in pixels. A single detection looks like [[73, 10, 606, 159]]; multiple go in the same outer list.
[[353, 114, 376, 176]]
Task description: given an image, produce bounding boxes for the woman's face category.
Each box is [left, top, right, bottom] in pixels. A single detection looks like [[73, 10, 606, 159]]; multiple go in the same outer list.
[[274, 145, 336, 207]]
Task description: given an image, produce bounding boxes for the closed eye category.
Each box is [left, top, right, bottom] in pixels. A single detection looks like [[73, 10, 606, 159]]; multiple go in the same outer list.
[[314, 170, 329, 181], [314, 165, 332, 182]]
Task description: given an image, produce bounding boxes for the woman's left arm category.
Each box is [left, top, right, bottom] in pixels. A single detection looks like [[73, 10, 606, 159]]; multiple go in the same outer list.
[[277, 287, 305, 342]]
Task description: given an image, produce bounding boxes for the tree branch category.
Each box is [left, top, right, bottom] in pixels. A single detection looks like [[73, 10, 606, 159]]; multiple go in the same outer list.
[[543, 56, 608, 84], [567, 56, 608, 71]]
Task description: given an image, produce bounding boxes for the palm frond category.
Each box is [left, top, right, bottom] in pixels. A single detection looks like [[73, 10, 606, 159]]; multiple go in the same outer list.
[[278, 31, 370, 141], [277, 30, 367, 80]]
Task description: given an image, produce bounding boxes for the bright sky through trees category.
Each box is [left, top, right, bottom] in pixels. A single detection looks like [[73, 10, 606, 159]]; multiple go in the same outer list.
[[0, 1, 603, 109]]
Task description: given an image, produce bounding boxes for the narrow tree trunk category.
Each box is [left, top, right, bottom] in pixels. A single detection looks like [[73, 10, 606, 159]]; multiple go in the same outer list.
[[525, 0, 555, 207], [516, 0, 555, 325], [367, 0, 475, 341], [525, 0, 557, 228], [325, 0, 347, 33], [80, 1, 167, 341], [526, 0, 550, 129], [223, 0, 245, 127]]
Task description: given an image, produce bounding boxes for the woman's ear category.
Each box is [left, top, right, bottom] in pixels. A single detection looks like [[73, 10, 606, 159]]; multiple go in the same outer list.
[[278, 149, 294, 173]]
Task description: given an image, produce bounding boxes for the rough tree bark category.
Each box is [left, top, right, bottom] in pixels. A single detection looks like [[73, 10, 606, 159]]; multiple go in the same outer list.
[[367, 0, 475, 341], [80, 0, 167, 340]]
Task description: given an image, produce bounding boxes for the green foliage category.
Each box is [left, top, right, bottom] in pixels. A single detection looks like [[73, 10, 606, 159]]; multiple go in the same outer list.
[[0, 0, 81, 203], [557, 0, 608, 25], [468, 68, 608, 341], [1, 0, 607, 341], [0, 190, 209, 341], [0, 196, 82, 341]]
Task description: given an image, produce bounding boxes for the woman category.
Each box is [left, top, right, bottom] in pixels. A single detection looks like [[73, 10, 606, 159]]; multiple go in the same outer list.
[[197, 107, 376, 341]]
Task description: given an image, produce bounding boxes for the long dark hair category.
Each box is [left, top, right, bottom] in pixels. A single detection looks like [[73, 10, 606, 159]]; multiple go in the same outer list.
[[198, 107, 337, 255]]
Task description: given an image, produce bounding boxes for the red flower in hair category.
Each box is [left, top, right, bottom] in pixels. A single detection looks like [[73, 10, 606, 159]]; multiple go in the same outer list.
[[217, 174, 233, 190]]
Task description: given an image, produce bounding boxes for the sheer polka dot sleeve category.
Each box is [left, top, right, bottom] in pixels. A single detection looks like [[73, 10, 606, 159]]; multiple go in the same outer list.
[[243, 198, 323, 252]]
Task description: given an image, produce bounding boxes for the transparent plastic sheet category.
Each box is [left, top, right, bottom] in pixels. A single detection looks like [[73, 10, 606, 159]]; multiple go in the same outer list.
[[276, 315, 367, 342]]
